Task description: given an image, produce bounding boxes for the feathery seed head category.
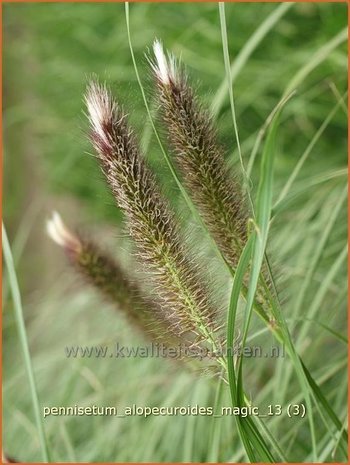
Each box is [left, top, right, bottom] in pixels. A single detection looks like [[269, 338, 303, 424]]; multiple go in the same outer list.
[[46, 214, 183, 345], [151, 46, 247, 268], [85, 80, 221, 352], [151, 43, 271, 319]]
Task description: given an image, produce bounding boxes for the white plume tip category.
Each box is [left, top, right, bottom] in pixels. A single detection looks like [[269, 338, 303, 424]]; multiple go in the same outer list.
[[151, 40, 177, 85], [85, 81, 115, 144], [46, 211, 81, 253]]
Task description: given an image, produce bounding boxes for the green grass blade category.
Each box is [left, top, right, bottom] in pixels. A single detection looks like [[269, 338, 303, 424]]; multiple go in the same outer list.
[[227, 234, 276, 462], [2, 223, 50, 462], [272, 188, 347, 454], [226, 235, 263, 462], [124, 3, 185, 197], [272, 168, 347, 216], [284, 28, 347, 95], [239, 112, 280, 348], [301, 360, 348, 452], [248, 31, 346, 182], [297, 245, 347, 344], [235, 115, 280, 428], [212, 2, 293, 117], [293, 186, 347, 322], [247, 95, 289, 180], [219, 47, 300, 459], [255, 113, 319, 459], [275, 92, 347, 207], [235, 109, 319, 461], [207, 373, 224, 462], [254, 415, 288, 462], [288, 317, 347, 345], [182, 381, 201, 461], [218, 2, 247, 190]]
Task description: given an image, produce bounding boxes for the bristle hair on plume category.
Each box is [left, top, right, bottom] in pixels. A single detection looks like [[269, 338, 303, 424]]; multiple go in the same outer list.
[[85, 81, 116, 146], [150, 40, 177, 85], [85, 80, 224, 364], [46, 211, 82, 255]]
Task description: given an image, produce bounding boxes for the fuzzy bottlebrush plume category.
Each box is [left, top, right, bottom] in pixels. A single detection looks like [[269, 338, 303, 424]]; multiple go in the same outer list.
[[46, 212, 173, 341], [85, 81, 223, 362], [150, 40, 247, 270], [46, 213, 221, 372]]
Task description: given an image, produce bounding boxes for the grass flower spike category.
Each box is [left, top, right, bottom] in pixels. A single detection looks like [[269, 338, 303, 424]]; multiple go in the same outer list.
[[85, 81, 223, 363], [151, 41, 247, 269], [47, 211, 173, 341]]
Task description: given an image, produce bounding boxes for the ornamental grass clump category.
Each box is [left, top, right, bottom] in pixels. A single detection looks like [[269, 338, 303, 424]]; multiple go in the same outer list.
[[39, 29, 347, 463], [151, 40, 247, 270]]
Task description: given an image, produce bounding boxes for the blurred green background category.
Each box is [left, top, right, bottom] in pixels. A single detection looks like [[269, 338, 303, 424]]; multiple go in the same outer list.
[[3, 2, 347, 462]]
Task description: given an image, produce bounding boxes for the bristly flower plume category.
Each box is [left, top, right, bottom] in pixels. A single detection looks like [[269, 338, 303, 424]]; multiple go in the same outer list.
[[151, 40, 247, 269], [85, 81, 223, 360], [46, 212, 179, 342]]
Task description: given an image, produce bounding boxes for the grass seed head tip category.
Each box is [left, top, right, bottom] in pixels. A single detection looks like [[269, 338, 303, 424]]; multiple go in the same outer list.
[[85, 80, 115, 144], [152, 39, 176, 85], [46, 211, 81, 254]]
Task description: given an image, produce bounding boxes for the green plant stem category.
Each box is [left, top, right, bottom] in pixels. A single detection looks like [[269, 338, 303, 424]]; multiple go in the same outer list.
[[2, 223, 50, 462], [218, 2, 247, 193], [212, 2, 293, 117]]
